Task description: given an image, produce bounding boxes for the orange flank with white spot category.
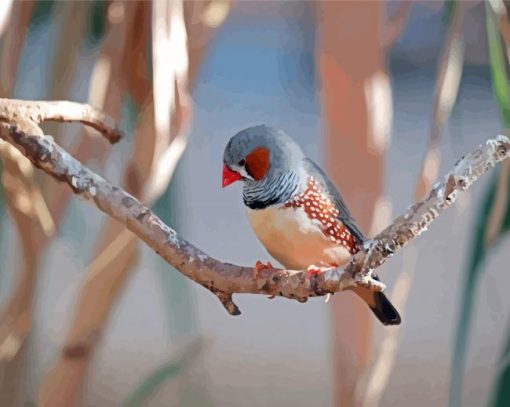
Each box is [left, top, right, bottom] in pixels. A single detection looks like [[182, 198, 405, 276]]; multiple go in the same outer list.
[[284, 177, 359, 255]]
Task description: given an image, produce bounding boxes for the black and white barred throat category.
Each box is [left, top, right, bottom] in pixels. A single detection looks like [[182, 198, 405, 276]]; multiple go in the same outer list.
[[243, 170, 300, 210]]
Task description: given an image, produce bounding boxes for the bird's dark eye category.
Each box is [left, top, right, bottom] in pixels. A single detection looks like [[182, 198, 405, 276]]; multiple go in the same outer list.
[[238, 158, 246, 166]]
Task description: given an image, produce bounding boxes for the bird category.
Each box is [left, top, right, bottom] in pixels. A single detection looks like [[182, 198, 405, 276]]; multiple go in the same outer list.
[[221, 125, 401, 326]]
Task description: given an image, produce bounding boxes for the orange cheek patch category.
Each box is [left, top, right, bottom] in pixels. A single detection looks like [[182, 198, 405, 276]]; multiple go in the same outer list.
[[245, 147, 270, 181]]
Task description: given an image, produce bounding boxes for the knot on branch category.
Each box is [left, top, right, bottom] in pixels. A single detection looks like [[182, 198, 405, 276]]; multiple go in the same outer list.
[[210, 289, 241, 316]]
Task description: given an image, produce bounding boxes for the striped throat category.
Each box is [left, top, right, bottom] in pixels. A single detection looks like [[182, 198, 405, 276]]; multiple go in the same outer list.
[[243, 170, 300, 210]]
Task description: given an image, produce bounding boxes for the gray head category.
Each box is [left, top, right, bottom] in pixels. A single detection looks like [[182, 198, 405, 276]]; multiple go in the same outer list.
[[222, 125, 304, 209]]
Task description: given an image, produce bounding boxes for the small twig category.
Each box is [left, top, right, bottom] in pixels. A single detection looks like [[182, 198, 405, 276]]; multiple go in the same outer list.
[[0, 100, 508, 315], [0, 98, 121, 143]]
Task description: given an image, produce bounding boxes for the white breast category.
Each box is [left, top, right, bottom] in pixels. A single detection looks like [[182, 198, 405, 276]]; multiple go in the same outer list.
[[246, 205, 352, 270]]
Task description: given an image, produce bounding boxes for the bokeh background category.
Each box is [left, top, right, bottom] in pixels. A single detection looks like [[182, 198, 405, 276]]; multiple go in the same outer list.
[[1, 1, 510, 406]]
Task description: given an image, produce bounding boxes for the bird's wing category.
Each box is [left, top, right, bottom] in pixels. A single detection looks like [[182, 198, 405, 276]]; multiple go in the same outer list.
[[302, 158, 365, 244]]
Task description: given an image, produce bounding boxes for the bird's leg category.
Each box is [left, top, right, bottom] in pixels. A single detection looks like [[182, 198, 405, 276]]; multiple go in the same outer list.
[[305, 263, 336, 279], [306, 263, 337, 303], [253, 260, 273, 280]]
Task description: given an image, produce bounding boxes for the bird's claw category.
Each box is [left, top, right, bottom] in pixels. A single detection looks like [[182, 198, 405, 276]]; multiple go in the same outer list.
[[305, 264, 335, 279], [253, 260, 273, 280]]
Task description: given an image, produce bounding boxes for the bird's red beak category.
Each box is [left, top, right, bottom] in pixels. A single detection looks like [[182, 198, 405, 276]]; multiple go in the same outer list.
[[222, 164, 242, 188]]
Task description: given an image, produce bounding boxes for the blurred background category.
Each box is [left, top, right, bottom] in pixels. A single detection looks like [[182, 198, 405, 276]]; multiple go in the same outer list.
[[0, 0, 510, 406]]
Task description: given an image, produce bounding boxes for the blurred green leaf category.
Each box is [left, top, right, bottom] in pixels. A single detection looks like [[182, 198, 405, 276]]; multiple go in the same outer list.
[[124, 361, 183, 407], [450, 4, 510, 407], [123, 339, 204, 407], [492, 369, 510, 407], [487, 11, 510, 125], [85, 0, 108, 49], [490, 334, 510, 407], [29, 0, 56, 32], [443, 0, 456, 26], [449, 170, 498, 407]]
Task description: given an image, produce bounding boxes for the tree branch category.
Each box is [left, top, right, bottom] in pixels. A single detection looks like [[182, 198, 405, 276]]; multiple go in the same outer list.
[[0, 99, 508, 315], [0, 98, 121, 143]]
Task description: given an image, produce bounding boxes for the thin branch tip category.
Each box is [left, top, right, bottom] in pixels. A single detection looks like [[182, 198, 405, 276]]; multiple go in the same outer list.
[[213, 290, 241, 316], [0, 98, 123, 144]]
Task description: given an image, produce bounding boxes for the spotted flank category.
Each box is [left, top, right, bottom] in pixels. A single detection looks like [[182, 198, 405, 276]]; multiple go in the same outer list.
[[283, 177, 360, 255]]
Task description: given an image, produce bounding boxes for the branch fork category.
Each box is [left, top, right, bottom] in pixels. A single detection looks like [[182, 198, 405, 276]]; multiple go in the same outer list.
[[0, 98, 509, 315]]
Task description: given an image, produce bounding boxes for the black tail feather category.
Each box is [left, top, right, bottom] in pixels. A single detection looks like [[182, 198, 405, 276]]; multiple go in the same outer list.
[[370, 291, 401, 326], [350, 275, 402, 325]]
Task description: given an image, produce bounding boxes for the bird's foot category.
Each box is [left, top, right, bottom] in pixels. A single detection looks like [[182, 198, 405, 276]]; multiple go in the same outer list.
[[253, 260, 273, 280], [305, 264, 335, 279]]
